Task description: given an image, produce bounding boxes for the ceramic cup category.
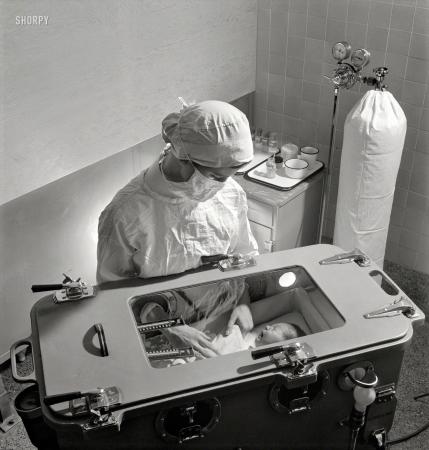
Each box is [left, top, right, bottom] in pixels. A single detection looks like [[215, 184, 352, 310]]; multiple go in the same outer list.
[[284, 158, 309, 179], [299, 146, 319, 170]]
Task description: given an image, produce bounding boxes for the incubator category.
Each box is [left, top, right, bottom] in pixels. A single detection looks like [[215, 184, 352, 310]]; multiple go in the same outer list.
[[11, 245, 425, 449]]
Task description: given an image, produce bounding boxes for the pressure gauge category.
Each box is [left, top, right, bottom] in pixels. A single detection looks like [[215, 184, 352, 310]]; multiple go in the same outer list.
[[351, 49, 371, 69], [332, 42, 352, 61]]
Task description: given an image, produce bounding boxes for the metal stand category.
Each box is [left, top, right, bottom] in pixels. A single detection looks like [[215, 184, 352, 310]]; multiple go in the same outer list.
[[0, 373, 21, 433], [317, 86, 339, 243]]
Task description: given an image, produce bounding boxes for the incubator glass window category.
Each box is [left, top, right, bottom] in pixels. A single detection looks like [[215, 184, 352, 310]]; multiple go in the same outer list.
[[129, 266, 345, 368]]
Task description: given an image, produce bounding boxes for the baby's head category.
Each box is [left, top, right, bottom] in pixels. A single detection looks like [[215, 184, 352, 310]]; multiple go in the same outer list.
[[255, 323, 306, 347]]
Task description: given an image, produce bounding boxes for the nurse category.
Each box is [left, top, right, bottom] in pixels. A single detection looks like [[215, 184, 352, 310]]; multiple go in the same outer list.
[[96, 100, 258, 357]]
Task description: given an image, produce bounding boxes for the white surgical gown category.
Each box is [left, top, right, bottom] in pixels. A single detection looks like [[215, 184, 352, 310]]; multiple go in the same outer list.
[[96, 169, 258, 284]]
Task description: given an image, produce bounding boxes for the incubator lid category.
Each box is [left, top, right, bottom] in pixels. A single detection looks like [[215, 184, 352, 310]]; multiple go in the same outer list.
[[30, 244, 424, 417]]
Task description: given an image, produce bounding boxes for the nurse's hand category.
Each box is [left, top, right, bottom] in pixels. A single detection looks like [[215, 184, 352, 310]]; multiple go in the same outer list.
[[225, 304, 253, 336], [161, 325, 220, 359]]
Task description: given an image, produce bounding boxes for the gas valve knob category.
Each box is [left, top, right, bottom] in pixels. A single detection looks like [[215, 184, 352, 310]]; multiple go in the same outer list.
[[373, 67, 388, 81]]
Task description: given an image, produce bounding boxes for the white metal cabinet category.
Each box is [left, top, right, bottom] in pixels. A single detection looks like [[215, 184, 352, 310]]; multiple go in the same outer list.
[[235, 171, 325, 254]]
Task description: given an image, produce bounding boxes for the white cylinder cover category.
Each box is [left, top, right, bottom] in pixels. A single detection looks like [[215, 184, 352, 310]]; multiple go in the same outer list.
[[333, 90, 407, 268]]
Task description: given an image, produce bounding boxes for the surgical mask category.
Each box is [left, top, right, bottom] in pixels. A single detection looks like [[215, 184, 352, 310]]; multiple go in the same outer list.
[[159, 148, 226, 202]]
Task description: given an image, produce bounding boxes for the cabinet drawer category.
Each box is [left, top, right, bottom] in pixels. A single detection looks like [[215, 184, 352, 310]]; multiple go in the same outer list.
[[246, 197, 273, 227]]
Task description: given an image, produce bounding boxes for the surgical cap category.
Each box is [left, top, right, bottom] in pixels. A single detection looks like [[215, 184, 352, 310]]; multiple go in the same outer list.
[[161, 100, 254, 168]]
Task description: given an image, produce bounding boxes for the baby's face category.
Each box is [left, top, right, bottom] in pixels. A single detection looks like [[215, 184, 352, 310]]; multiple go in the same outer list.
[[256, 323, 298, 345]]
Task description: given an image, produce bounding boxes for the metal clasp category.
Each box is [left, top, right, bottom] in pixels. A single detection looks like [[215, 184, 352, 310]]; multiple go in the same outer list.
[[364, 296, 418, 319], [319, 248, 371, 267], [218, 253, 257, 272]]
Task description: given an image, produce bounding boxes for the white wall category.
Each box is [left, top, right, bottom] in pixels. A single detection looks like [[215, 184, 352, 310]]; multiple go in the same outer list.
[[1, 0, 257, 205]]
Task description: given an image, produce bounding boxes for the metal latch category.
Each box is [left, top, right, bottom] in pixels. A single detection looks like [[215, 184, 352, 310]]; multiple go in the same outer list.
[[319, 248, 371, 267], [147, 347, 195, 361], [252, 342, 317, 386], [31, 274, 96, 303], [364, 296, 418, 319], [44, 387, 122, 431], [218, 253, 257, 272]]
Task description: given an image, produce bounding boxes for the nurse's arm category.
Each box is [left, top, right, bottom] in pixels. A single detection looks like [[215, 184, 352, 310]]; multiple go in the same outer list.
[[96, 234, 137, 284]]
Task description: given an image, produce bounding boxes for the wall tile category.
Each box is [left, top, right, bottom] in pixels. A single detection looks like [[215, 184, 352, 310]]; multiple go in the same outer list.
[[290, 0, 308, 14], [254, 89, 268, 110], [416, 129, 429, 153], [400, 102, 422, 128], [283, 115, 301, 136], [413, 7, 429, 34], [288, 13, 308, 37], [301, 100, 319, 122], [384, 53, 407, 80], [409, 33, 429, 59], [406, 190, 429, 211], [385, 241, 399, 261], [384, 77, 404, 102], [396, 168, 412, 189], [257, 48, 270, 70], [412, 150, 429, 173], [318, 104, 334, 126], [316, 124, 332, 146], [269, 52, 287, 74], [388, 224, 402, 244], [271, 0, 290, 12], [308, 0, 329, 18], [400, 148, 415, 170], [258, 0, 272, 9], [268, 92, 285, 114], [302, 81, 321, 103], [258, 28, 270, 51], [286, 56, 305, 78], [284, 76, 303, 98], [254, 108, 268, 128], [306, 15, 327, 40], [409, 170, 429, 196], [404, 126, 418, 148], [387, 29, 411, 55], [323, 218, 335, 238], [396, 245, 417, 268], [303, 60, 323, 83], [328, 0, 350, 21], [348, 0, 370, 24], [420, 108, 429, 132], [369, 1, 393, 28], [366, 27, 389, 51], [405, 58, 429, 84], [326, 19, 347, 41], [284, 96, 302, 118], [320, 84, 337, 106], [419, 234, 429, 255], [402, 208, 425, 232], [416, 251, 429, 274], [258, 8, 271, 30], [267, 111, 284, 132], [394, 0, 416, 6], [423, 215, 429, 236], [299, 119, 318, 141], [268, 72, 286, 94], [256, 69, 269, 90], [304, 38, 325, 62], [328, 185, 338, 203], [346, 22, 368, 48], [393, 187, 408, 207], [269, 31, 288, 54], [391, 206, 405, 226], [271, 11, 289, 33], [390, 4, 416, 31], [402, 81, 426, 106], [416, 0, 429, 7], [287, 35, 306, 58]]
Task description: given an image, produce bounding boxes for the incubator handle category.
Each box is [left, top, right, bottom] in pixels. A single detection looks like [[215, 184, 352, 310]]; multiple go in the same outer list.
[[251, 345, 285, 360], [10, 337, 37, 384], [31, 284, 63, 292], [44, 391, 83, 406]]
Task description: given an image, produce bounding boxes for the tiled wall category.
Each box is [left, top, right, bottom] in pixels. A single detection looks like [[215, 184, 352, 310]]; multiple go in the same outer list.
[[254, 0, 429, 275]]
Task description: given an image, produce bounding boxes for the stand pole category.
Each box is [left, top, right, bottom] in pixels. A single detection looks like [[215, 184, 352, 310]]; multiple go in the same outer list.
[[317, 86, 339, 244]]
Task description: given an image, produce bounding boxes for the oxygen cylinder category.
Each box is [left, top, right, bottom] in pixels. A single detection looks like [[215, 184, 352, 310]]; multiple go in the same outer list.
[[333, 90, 407, 268]]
